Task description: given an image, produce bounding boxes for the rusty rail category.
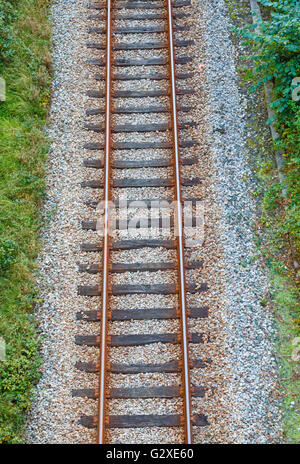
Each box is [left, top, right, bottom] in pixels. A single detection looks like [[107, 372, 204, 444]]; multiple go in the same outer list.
[[85, 0, 197, 444], [166, 0, 193, 444], [97, 0, 112, 445]]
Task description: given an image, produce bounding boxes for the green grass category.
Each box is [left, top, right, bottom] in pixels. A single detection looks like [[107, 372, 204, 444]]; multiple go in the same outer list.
[[0, 0, 51, 443]]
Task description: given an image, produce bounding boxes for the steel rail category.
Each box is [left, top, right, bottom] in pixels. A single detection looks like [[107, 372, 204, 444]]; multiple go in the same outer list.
[[97, 0, 112, 444], [166, 0, 193, 444]]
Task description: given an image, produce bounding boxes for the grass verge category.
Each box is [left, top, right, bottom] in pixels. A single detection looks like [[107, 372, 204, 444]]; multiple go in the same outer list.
[[0, 0, 52, 443], [226, 0, 299, 443]]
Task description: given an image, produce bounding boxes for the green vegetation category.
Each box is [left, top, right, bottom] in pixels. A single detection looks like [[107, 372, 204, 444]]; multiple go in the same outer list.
[[230, 0, 299, 442], [0, 239, 18, 275], [239, 0, 300, 243], [0, 0, 51, 443]]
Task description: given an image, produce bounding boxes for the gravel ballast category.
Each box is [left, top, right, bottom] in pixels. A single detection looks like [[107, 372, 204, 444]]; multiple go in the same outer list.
[[25, 0, 282, 444]]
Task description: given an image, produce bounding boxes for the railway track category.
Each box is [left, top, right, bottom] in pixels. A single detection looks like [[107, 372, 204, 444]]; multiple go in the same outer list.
[[73, 0, 209, 444]]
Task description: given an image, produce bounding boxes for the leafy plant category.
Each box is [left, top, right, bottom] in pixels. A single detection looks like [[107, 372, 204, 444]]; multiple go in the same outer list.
[[0, 1, 21, 62], [236, 0, 300, 249], [0, 239, 18, 274], [238, 1, 300, 117]]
